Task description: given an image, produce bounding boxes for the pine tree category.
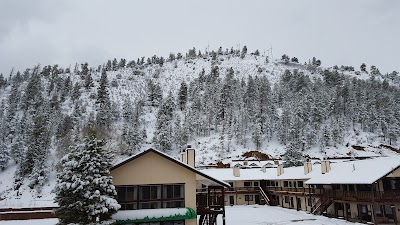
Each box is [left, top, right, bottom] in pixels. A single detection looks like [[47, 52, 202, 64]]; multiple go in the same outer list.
[[283, 141, 303, 167], [388, 122, 399, 145], [370, 65, 381, 76], [11, 114, 27, 164], [54, 136, 120, 224], [118, 58, 126, 68], [147, 80, 163, 107], [178, 81, 188, 111], [174, 115, 189, 151], [96, 69, 112, 128], [0, 73, 6, 89], [0, 142, 10, 171], [112, 58, 118, 71], [252, 119, 262, 150], [168, 53, 176, 61], [154, 93, 175, 152], [126, 59, 136, 68], [5, 80, 19, 145], [241, 46, 247, 59], [84, 72, 94, 89], [18, 110, 50, 189], [81, 62, 89, 76], [281, 54, 290, 64], [21, 72, 43, 111], [71, 82, 81, 102], [61, 76, 72, 101], [360, 63, 367, 72], [122, 100, 144, 156]]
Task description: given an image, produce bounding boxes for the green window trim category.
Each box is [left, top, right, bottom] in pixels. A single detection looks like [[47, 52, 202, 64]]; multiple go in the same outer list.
[[114, 207, 196, 224]]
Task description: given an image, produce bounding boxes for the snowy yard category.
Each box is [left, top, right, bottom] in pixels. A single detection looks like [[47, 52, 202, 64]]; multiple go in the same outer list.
[[0, 205, 363, 225], [217, 205, 363, 225]]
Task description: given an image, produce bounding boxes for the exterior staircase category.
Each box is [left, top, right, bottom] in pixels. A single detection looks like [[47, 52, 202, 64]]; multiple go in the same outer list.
[[311, 191, 333, 215], [258, 186, 270, 205]]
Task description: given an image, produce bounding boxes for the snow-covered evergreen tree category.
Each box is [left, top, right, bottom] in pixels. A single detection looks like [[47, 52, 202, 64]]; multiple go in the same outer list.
[[178, 81, 188, 111], [154, 92, 176, 152], [0, 142, 10, 171], [54, 136, 120, 224], [1, 46, 400, 198], [283, 141, 304, 167], [20, 110, 51, 189], [96, 69, 112, 128]]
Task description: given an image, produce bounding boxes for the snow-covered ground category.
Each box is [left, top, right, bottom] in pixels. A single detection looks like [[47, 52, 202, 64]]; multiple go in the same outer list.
[[0, 162, 57, 208], [0, 205, 363, 225], [217, 205, 363, 225]]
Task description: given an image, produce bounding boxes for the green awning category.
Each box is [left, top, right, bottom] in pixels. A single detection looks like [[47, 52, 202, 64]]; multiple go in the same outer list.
[[113, 207, 196, 224]]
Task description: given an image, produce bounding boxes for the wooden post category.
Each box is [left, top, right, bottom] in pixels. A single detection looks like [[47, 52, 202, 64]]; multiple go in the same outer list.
[[381, 205, 386, 223], [371, 184, 377, 225], [308, 186, 312, 212], [208, 187, 211, 208], [393, 206, 398, 225], [357, 204, 362, 223], [222, 187, 226, 225], [371, 205, 377, 224], [208, 187, 211, 225], [333, 202, 337, 217]]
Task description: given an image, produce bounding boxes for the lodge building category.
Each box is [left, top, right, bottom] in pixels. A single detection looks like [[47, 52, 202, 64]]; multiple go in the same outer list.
[[199, 156, 400, 225], [110, 148, 229, 225], [109, 147, 400, 225]]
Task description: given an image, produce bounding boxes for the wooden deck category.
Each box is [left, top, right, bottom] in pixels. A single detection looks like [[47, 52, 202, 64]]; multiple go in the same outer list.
[[0, 207, 56, 220], [332, 191, 400, 204], [197, 186, 226, 225]]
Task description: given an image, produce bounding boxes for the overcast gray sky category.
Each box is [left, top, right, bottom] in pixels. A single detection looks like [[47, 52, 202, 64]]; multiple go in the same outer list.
[[1, 0, 399, 75]]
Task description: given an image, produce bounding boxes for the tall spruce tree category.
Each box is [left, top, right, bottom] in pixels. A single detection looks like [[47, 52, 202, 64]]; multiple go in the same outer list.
[[154, 93, 175, 152], [54, 136, 120, 224], [19, 110, 51, 189], [178, 81, 188, 111], [0, 142, 10, 171], [283, 141, 304, 167], [96, 69, 112, 128]]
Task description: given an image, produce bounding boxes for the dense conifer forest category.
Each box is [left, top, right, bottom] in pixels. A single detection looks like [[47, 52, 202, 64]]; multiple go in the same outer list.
[[0, 46, 399, 193]]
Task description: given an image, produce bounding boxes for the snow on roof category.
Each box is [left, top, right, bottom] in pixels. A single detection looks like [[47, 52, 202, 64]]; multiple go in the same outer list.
[[200, 156, 400, 184], [112, 148, 230, 187], [200, 165, 322, 181], [306, 156, 400, 185]]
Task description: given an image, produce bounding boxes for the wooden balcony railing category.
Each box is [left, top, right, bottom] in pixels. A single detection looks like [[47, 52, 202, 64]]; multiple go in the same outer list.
[[264, 186, 322, 195], [332, 190, 400, 202], [197, 186, 324, 195], [197, 186, 261, 193]]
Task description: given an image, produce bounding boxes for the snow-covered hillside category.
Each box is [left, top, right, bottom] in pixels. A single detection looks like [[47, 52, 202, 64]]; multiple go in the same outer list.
[[0, 47, 399, 207]]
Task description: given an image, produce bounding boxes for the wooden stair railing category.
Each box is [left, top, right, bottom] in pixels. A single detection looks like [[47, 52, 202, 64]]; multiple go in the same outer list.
[[311, 190, 333, 215], [258, 186, 270, 205]]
